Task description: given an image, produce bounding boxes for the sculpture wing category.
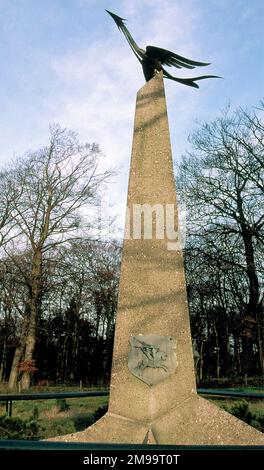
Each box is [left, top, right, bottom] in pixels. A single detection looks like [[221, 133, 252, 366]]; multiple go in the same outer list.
[[106, 10, 145, 62], [146, 45, 210, 69], [106, 11, 221, 88], [162, 66, 222, 88]]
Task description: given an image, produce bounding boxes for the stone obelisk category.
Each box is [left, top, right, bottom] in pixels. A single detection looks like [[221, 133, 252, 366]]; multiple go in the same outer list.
[[51, 73, 264, 444]]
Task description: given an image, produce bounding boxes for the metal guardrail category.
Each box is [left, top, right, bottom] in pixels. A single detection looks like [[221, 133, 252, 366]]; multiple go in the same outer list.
[[0, 440, 263, 450], [0, 390, 109, 401], [0, 388, 263, 417], [197, 388, 264, 399], [0, 391, 109, 417]]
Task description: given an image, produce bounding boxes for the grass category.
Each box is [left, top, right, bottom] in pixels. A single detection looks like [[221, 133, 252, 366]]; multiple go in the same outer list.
[[207, 397, 264, 416], [0, 393, 109, 439]]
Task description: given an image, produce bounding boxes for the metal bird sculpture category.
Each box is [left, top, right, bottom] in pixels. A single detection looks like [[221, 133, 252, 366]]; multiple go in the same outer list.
[[106, 10, 220, 88]]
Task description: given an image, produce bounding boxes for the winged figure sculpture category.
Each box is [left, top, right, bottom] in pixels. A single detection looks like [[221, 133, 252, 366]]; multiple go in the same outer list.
[[106, 10, 220, 88]]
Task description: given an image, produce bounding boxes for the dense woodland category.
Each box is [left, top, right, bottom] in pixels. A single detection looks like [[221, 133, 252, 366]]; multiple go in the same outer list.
[[0, 104, 263, 390]]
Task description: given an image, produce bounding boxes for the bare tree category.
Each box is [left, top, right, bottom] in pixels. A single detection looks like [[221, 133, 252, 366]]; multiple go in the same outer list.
[[178, 104, 264, 375], [4, 125, 112, 389]]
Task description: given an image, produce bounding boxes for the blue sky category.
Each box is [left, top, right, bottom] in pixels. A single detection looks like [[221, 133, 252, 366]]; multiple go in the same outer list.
[[0, 0, 263, 233]]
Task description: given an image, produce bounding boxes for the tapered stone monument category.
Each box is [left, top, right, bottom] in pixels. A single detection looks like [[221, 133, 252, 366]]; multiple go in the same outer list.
[[51, 73, 264, 444]]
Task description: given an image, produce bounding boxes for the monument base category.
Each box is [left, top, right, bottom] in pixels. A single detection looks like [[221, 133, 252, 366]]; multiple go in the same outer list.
[[48, 395, 264, 444]]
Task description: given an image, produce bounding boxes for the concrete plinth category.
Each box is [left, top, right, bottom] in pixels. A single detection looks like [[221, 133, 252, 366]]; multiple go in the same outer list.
[[49, 73, 264, 445]]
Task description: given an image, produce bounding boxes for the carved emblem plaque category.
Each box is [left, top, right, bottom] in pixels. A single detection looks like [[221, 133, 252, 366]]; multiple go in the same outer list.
[[128, 335, 177, 386]]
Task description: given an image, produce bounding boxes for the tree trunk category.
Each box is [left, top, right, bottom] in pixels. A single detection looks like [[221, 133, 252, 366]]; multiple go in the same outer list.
[[213, 320, 220, 379], [199, 341, 204, 382], [20, 249, 42, 390], [0, 342, 7, 381], [242, 230, 259, 314], [70, 327, 79, 382], [8, 314, 29, 390], [233, 332, 241, 375], [56, 338, 62, 383], [257, 323, 264, 375], [241, 336, 255, 375], [61, 334, 68, 383], [222, 323, 230, 377], [20, 302, 38, 389], [237, 190, 259, 373]]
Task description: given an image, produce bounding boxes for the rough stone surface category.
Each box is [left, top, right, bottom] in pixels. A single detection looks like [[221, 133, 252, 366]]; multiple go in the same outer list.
[[107, 72, 196, 424], [48, 73, 264, 445], [153, 395, 264, 445]]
